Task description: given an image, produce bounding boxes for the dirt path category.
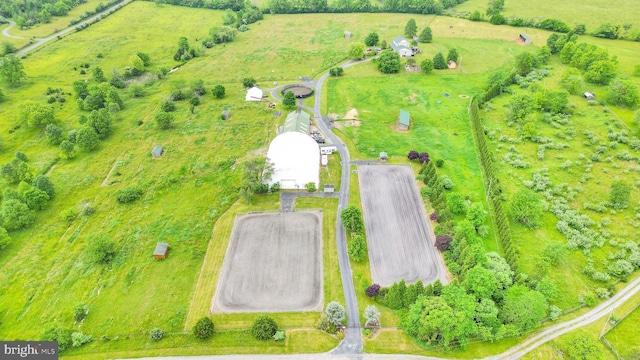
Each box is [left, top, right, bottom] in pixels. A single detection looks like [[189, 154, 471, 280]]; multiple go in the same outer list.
[[101, 158, 120, 186]]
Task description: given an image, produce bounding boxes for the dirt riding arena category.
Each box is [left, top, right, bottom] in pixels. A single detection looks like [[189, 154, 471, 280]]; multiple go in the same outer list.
[[212, 211, 323, 313], [358, 165, 447, 287]]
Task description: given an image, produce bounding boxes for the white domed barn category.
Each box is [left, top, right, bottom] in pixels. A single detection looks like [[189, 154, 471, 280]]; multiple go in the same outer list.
[[266, 132, 319, 190]]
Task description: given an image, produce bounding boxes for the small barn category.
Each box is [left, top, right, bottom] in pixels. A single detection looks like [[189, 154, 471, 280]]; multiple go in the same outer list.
[[584, 92, 595, 100], [379, 151, 388, 163], [153, 242, 170, 259], [519, 33, 532, 45], [245, 86, 263, 101], [398, 110, 411, 130], [151, 145, 164, 158], [344, 31, 352, 38], [324, 184, 335, 193], [221, 109, 231, 120]]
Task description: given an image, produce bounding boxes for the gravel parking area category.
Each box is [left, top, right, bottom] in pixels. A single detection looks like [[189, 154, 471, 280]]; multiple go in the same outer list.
[[212, 211, 323, 312], [358, 165, 447, 287]]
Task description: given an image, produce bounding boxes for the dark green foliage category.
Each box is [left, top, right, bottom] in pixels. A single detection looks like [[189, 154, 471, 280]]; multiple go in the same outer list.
[[156, 112, 175, 129], [446, 48, 458, 62], [514, 52, 535, 76], [282, 91, 296, 108], [329, 67, 344, 76], [21, 101, 55, 128], [508, 93, 534, 121], [418, 27, 432, 43], [433, 52, 447, 69], [252, 315, 278, 340], [566, 331, 602, 360], [348, 234, 367, 262], [174, 36, 196, 61], [1, 199, 34, 230], [609, 180, 631, 209], [86, 237, 116, 264], [340, 206, 364, 234], [210, 26, 238, 43], [404, 19, 417, 37], [510, 189, 544, 228], [59, 140, 76, 159], [92, 66, 106, 83], [150, 328, 164, 341], [446, 192, 467, 214], [191, 79, 206, 96], [606, 78, 639, 108], [573, 24, 586, 35], [44, 123, 64, 145], [502, 285, 548, 334], [0, 226, 10, 251], [537, 18, 570, 33], [23, 186, 50, 210], [421, 59, 434, 73], [193, 317, 214, 339], [115, 187, 143, 204], [468, 10, 482, 21], [73, 304, 87, 323], [535, 89, 569, 114], [435, 159, 444, 167], [385, 279, 406, 309], [137, 52, 151, 66], [0, 55, 26, 86], [305, 181, 316, 192], [41, 325, 73, 352], [87, 109, 112, 139], [212, 85, 225, 98], [376, 50, 401, 74], [161, 100, 176, 112], [242, 77, 256, 88], [593, 23, 619, 39], [489, 14, 506, 25], [364, 32, 379, 46], [76, 126, 100, 151]]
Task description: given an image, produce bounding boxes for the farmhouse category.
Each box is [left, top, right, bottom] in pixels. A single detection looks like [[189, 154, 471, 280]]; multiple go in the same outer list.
[[390, 36, 412, 57], [266, 132, 320, 190], [153, 242, 169, 259], [245, 86, 263, 101], [398, 110, 411, 130], [284, 109, 311, 134], [151, 145, 164, 158]]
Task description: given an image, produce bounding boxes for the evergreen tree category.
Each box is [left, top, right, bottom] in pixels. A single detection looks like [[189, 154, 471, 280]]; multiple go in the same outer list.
[[433, 53, 447, 69], [418, 27, 432, 43], [404, 19, 418, 37]]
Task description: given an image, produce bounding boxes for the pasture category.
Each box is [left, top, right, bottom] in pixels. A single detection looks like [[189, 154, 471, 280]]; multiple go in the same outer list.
[[452, 0, 640, 33], [358, 165, 447, 286], [213, 211, 323, 313]]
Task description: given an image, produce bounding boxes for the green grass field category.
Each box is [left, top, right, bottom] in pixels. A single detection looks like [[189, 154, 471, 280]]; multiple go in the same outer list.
[[452, 0, 640, 34]]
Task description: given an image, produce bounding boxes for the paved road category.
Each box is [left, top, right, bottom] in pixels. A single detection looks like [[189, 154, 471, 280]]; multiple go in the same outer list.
[[4, 0, 135, 57], [128, 355, 446, 360], [487, 273, 640, 359], [2, 21, 28, 39]]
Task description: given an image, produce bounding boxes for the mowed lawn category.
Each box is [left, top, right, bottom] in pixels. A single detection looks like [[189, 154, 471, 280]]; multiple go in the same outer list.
[[452, 0, 640, 32]]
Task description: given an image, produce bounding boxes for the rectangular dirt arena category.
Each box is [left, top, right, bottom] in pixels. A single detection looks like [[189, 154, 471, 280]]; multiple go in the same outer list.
[[358, 165, 447, 287], [212, 211, 323, 313]]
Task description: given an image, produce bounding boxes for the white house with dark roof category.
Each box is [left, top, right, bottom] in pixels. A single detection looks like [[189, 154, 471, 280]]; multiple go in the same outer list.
[[390, 36, 412, 57]]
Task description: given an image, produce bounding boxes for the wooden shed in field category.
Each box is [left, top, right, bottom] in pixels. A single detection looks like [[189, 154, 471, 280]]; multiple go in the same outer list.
[[153, 242, 170, 259], [151, 145, 164, 158]]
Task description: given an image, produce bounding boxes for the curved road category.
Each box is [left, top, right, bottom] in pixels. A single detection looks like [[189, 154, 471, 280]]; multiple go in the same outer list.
[[1, 0, 134, 57]]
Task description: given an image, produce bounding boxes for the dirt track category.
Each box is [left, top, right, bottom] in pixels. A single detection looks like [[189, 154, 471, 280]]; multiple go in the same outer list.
[[212, 212, 323, 313], [358, 165, 447, 287]]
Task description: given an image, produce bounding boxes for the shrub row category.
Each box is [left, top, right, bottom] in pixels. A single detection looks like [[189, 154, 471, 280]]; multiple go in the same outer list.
[[468, 99, 519, 272]]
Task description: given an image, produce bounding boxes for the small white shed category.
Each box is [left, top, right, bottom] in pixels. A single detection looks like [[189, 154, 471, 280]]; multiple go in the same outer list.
[[246, 87, 263, 101]]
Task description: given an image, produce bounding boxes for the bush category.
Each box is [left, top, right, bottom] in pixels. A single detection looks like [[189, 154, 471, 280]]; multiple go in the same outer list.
[[435, 235, 453, 251], [115, 187, 143, 203], [325, 301, 345, 325], [150, 328, 164, 341], [435, 159, 444, 167], [273, 330, 285, 341], [252, 315, 278, 340], [86, 237, 116, 264], [348, 234, 367, 262], [440, 175, 454, 190], [71, 332, 93, 347], [305, 182, 316, 192], [155, 112, 175, 129], [73, 303, 87, 322], [365, 284, 381, 298], [41, 326, 72, 352], [161, 100, 175, 112], [193, 317, 214, 339]]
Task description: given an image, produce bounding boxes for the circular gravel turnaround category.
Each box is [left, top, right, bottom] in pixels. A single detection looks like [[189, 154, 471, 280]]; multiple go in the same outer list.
[[212, 211, 323, 313], [358, 165, 448, 287]]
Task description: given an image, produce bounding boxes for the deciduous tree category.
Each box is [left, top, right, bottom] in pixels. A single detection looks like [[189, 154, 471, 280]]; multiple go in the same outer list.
[[510, 189, 544, 228], [76, 126, 100, 151], [376, 50, 401, 74], [1, 199, 34, 230], [364, 32, 379, 46], [0, 55, 26, 86], [340, 206, 364, 233], [421, 59, 434, 73], [282, 91, 296, 108], [404, 19, 417, 37], [212, 85, 225, 98], [349, 42, 365, 59]]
